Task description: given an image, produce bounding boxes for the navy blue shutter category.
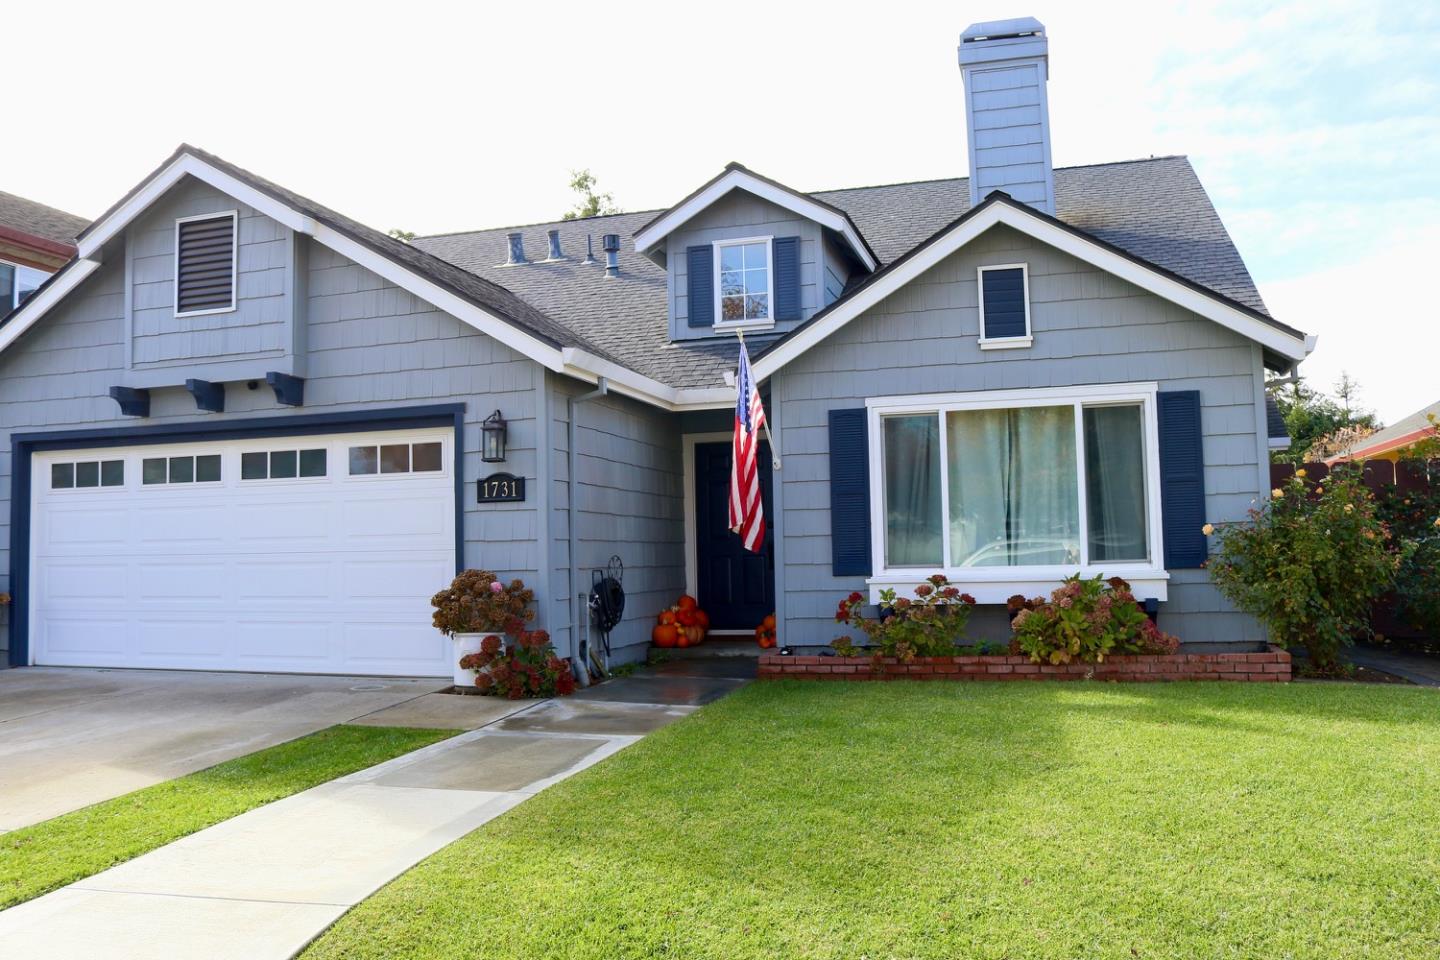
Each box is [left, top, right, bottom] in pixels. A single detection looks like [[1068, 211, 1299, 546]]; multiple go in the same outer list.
[[981, 267, 1027, 339], [1157, 390, 1207, 568], [773, 236, 801, 321], [687, 245, 714, 327], [829, 408, 872, 576]]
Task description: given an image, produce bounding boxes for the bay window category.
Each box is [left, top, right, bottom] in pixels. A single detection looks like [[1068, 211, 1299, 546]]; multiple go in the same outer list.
[[868, 384, 1165, 600]]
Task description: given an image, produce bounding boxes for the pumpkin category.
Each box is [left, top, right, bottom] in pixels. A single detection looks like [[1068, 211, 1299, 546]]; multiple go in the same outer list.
[[694, 609, 710, 630], [676, 608, 698, 627], [658, 609, 678, 626], [757, 631, 777, 649], [684, 625, 704, 646], [761, 613, 776, 631], [677, 594, 698, 611], [652, 623, 678, 648]]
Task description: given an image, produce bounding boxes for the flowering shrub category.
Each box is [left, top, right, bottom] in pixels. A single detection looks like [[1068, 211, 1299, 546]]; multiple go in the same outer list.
[[833, 574, 977, 660], [459, 630, 576, 699], [430, 569, 534, 636], [1007, 575, 1179, 665], [1206, 467, 1399, 673]]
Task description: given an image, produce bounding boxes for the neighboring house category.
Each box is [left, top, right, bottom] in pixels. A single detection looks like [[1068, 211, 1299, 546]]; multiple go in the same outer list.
[[1331, 400, 1440, 463], [0, 190, 88, 316], [0, 17, 1314, 676]]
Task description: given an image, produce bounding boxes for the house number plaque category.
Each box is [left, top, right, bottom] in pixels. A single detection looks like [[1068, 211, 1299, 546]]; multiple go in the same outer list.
[[477, 473, 525, 503]]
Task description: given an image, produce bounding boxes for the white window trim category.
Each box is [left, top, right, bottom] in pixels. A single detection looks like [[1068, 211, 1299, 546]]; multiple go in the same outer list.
[[711, 235, 775, 332], [1, 259, 51, 312], [976, 262, 1033, 350], [864, 382, 1169, 604], [173, 210, 239, 318]]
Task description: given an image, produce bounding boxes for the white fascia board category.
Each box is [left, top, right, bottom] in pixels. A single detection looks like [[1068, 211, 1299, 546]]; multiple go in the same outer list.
[[753, 201, 1311, 380], [0, 258, 101, 353], [77, 153, 317, 260], [633, 169, 878, 272], [312, 224, 566, 372]]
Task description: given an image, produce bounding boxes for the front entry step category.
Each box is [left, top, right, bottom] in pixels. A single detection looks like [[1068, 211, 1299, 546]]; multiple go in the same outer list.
[[659, 640, 763, 659]]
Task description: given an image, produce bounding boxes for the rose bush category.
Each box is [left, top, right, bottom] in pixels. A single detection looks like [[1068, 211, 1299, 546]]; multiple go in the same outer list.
[[1206, 466, 1399, 673], [833, 574, 977, 660], [1007, 575, 1179, 665]]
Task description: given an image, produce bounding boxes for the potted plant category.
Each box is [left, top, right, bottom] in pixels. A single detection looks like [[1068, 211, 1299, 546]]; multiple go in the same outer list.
[[430, 570, 535, 687]]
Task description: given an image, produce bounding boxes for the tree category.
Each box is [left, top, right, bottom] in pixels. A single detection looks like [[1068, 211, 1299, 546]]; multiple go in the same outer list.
[[388, 228, 416, 242], [1270, 371, 1379, 464], [561, 169, 620, 221]]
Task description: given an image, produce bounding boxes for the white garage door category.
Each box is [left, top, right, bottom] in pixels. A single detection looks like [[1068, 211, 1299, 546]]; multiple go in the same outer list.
[[30, 427, 456, 676]]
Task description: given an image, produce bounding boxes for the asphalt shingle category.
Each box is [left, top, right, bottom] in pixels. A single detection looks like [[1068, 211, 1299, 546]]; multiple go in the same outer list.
[[0, 191, 89, 246]]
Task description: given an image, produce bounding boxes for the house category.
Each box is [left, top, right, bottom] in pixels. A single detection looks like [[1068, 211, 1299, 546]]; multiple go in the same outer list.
[[0, 17, 1313, 676], [0, 190, 88, 316], [1332, 399, 1440, 463]]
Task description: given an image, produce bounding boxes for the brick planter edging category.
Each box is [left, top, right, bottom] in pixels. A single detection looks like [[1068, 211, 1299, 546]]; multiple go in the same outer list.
[[758, 646, 1291, 682]]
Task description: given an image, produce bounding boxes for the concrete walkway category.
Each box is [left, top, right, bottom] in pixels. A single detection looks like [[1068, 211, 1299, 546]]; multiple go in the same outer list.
[[1348, 645, 1440, 687], [0, 659, 751, 959]]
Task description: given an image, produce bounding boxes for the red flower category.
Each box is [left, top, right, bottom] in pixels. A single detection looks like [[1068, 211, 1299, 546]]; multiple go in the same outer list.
[[959, 593, 977, 605]]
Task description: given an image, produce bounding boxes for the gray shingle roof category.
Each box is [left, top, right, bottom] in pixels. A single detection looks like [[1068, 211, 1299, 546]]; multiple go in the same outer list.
[[0, 190, 88, 247], [416, 156, 1277, 389]]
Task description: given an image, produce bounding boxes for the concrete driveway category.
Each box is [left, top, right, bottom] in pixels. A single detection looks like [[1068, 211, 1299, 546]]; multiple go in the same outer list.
[[0, 668, 447, 832]]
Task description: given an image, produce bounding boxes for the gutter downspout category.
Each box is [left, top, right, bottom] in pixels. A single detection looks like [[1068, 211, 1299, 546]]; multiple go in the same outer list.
[[568, 377, 608, 686]]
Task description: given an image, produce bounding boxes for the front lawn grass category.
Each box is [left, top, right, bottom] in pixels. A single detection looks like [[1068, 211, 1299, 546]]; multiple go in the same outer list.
[[0, 724, 453, 909], [304, 682, 1440, 960]]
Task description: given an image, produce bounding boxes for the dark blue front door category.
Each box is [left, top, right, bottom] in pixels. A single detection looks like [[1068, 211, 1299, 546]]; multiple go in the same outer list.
[[694, 441, 775, 631]]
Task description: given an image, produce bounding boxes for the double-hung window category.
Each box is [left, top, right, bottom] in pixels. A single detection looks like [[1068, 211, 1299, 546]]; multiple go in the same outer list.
[[868, 383, 1164, 600], [714, 237, 772, 327]]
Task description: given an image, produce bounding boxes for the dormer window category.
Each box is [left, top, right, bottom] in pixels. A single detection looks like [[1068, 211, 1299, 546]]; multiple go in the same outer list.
[[715, 237, 772, 327]]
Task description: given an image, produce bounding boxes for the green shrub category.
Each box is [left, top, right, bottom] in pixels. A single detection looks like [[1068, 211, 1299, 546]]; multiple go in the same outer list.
[[1376, 481, 1440, 638], [833, 575, 977, 660], [1007, 575, 1179, 665], [1206, 467, 1399, 672]]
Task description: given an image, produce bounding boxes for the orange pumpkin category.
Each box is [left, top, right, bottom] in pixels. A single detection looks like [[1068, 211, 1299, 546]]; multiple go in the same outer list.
[[677, 594, 698, 611], [652, 623, 679, 648], [676, 608, 698, 627], [685, 625, 704, 646], [694, 609, 710, 630], [658, 609, 678, 626], [761, 613, 776, 631]]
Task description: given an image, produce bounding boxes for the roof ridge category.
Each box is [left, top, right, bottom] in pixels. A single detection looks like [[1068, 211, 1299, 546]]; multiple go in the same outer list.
[[809, 155, 1189, 196]]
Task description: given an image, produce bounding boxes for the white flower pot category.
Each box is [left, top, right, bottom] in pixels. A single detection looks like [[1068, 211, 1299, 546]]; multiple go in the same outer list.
[[451, 632, 487, 687]]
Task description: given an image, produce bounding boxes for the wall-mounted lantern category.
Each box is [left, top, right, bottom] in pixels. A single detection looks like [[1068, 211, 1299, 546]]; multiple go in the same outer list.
[[481, 409, 508, 462]]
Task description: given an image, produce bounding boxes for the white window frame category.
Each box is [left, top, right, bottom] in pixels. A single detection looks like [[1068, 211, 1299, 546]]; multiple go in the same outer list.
[[711, 235, 775, 332], [865, 382, 1168, 603], [173, 211, 239, 318], [976, 262, 1033, 350], [1, 259, 50, 312]]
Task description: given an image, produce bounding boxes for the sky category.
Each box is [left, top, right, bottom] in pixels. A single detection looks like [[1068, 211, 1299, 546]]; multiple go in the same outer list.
[[7, 0, 1437, 422]]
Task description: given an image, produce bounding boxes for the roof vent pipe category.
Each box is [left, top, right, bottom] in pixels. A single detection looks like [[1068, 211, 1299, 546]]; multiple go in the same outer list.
[[602, 233, 620, 277], [583, 235, 596, 264], [547, 229, 563, 260], [506, 232, 527, 265]]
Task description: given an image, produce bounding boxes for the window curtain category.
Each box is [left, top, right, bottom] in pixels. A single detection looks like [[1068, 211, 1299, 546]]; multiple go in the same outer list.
[[883, 415, 942, 566], [1084, 405, 1149, 562], [947, 406, 1078, 567]]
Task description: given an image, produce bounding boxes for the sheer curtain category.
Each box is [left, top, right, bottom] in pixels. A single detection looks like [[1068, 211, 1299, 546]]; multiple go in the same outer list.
[[947, 405, 1078, 567], [883, 415, 942, 566], [1084, 405, 1148, 562]]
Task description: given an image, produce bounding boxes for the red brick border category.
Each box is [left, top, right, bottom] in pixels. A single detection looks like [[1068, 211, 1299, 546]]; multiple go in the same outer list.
[[758, 646, 1290, 682]]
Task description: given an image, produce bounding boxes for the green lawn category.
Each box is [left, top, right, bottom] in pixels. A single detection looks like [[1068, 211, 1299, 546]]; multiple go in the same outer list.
[[0, 724, 453, 909], [304, 682, 1440, 960]]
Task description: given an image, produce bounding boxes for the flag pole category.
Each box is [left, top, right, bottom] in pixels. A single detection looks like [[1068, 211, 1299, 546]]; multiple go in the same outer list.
[[736, 328, 781, 471]]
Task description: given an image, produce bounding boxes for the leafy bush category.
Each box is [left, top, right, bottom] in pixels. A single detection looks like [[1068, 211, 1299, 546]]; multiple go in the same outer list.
[[1007, 575, 1179, 665], [1206, 467, 1399, 672], [1376, 480, 1440, 638], [460, 631, 576, 699], [833, 575, 977, 660], [431, 569, 535, 636]]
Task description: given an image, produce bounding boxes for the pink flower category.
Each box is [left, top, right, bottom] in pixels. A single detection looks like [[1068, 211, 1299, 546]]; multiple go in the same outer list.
[[490, 581, 504, 593]]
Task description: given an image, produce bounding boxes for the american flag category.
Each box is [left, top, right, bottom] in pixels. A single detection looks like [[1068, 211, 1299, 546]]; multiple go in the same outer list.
[[729, 340, 767, 553]]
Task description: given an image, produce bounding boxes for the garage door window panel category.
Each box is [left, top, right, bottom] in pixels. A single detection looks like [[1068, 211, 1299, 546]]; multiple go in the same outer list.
[[50, 460, 124, 490], [143, 454, 221, 485], [349, 442, 443, 477]]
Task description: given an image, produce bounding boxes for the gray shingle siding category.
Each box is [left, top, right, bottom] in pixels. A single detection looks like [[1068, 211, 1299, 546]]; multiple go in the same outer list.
[[771, 224, 1266, 649]]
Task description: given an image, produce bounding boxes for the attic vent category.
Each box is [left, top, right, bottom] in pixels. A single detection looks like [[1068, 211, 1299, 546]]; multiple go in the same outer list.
[[175, 213, 237, 316]]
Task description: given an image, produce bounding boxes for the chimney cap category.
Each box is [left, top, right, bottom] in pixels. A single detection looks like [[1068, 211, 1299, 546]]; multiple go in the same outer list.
[[960, 16, 1045, 43], [959, 17, 1048, 67]]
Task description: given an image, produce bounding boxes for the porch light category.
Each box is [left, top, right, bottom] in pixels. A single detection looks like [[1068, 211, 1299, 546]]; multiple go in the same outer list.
[[481, 410, 508, 462]]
